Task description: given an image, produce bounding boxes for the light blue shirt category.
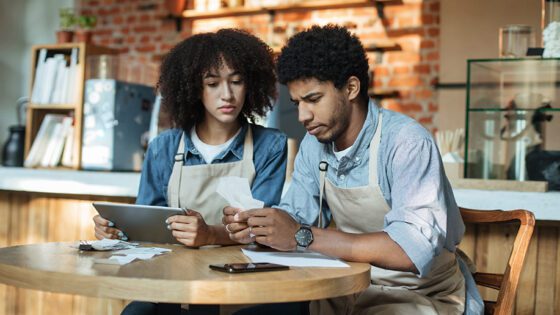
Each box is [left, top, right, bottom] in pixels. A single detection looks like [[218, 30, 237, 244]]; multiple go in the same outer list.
[[137, 123, 288, 208], [276, 100, 483, 314]]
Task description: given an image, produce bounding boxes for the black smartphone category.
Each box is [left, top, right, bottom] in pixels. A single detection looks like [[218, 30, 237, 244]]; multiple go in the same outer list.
[[209, 262, 289, 273]]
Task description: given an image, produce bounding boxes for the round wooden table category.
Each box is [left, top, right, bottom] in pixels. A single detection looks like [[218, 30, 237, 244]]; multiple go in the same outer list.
[[0, 242, 371, 305]]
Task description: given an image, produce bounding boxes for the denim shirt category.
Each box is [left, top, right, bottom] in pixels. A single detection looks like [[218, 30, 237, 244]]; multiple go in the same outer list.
[[137, 123, 288, 208], [276, 100, 483, 314]]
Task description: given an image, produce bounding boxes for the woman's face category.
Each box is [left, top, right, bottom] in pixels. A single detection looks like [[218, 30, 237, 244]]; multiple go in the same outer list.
[[201, 62, 246, 127]]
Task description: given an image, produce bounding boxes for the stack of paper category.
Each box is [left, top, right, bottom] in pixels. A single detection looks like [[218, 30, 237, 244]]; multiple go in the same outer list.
[[241, 248, 349, 268], [94, 247, 172, 265]]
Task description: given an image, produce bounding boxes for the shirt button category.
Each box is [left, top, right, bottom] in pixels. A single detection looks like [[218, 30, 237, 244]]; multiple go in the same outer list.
[[339, 174, 345, 180], [355, 157, 360, 161]]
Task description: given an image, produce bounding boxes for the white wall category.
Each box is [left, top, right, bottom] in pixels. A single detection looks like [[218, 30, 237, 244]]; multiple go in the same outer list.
[[437, 0, 541, 132], [0, 0, 73, 162]]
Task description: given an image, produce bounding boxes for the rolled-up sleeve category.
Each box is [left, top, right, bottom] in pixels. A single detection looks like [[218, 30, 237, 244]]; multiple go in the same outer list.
[[383, 136, 448, 277], [275, 135, 328, 226]]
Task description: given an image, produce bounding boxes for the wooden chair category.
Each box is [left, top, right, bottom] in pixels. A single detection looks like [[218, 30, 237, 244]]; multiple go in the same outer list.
[[459, 207, 535, 315]]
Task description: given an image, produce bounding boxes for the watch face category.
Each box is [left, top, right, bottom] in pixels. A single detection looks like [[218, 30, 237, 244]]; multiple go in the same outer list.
[[295, 227, 313, 247]]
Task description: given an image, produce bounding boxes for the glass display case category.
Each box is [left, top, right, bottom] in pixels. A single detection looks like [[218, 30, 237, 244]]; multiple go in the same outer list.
[[465, 58, 560, 190]]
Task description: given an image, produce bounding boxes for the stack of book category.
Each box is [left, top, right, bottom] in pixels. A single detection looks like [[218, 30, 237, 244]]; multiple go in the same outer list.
[[24, 114, 75, 168], [30, 48, 79, 105]]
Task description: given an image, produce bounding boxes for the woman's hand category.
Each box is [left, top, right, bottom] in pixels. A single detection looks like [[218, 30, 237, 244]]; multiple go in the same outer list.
[[93, 215, 125, 240], [222, 206, 255, 244], [166, 209, 214, 247]]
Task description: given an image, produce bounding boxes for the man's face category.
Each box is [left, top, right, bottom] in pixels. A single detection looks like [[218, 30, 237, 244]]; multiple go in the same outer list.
[[288, 78, 350, 144]]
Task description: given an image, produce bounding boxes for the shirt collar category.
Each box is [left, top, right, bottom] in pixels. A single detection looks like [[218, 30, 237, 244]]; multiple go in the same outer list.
[[183, 123, 247, 161], [323, 99, 380, 163]]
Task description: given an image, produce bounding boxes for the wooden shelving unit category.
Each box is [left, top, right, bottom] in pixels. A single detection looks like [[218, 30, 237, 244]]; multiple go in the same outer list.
[[182, 0, 393, 19], [25, 43, 117, 169], [368, 88, 399, 99]]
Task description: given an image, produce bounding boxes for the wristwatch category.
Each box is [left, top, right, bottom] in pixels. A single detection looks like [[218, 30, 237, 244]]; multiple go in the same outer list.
[[295, 224, 314, 251]]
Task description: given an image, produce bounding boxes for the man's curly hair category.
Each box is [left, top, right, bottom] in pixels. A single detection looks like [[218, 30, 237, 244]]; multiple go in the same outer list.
[[157, 29, 277, 131], [277, 24, 369, 102]]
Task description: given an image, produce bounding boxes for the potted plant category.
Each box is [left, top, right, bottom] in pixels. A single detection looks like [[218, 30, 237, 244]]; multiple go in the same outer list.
[[75, 15, 97, 44], [57, 8, 76, 43]]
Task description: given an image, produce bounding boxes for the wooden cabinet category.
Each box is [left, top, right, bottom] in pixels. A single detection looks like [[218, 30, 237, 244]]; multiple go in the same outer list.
[[24, 43, 117, 169]]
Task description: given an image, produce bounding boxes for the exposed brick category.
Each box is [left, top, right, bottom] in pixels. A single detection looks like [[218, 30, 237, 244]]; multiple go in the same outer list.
[[430, 2, 440, 13], [394, 66, 410, 75], [388, 77, 424, 88], [420, 39, 435, 49], [387, 52, 421, 63], [427, 27, 439, 37], [113, 15, 124, 25], [429, 102, 439, 112], [414, 64, 431, 74], [401, 103, 424, 112], [414, 89, 433, 100], [425, 51, 439, 61], [418, 116, 433, 125], [136, 44, 157, 53], [74, 0, 440, 128], [134, 26, 157, 33], [127, 15, 137, 24], [421, 14, 435, 25], [374, 66, 390, 76]]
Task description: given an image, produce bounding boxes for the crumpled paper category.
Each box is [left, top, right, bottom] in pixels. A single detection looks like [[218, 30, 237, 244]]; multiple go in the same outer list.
[[216, 176, 264, 210]]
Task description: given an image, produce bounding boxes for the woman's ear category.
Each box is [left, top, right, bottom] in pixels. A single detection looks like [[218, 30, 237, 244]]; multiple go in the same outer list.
[[346, 76, 361, 101]]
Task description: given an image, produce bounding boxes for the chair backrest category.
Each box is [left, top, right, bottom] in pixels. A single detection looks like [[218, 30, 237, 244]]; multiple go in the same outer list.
[[459, 207, 535, 315]]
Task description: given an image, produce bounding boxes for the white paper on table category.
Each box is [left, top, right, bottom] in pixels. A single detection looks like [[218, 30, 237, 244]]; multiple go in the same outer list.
[[94, 247, 172, 265], [94, 255, 137, 265], [216, 176, 264, 210], [113, 247, 171, 255], [241, 248, 349, 268]]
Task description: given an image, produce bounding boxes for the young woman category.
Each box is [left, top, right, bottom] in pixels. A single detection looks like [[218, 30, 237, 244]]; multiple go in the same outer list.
[[93, 28, 287, 248]]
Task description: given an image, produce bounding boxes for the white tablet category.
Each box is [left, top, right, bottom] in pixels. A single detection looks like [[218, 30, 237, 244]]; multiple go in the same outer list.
[[92, 202, 185, 244]]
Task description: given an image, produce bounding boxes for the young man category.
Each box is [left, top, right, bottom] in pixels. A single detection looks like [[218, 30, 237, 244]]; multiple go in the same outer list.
[[224, 25, 483, 314]]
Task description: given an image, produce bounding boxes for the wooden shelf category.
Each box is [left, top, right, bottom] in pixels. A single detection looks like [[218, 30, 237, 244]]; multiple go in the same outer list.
[[368, 88, 399, 99], [25, 43, 118, 170], [28, 103, 77, 110], [364, 40, 400, 52], [182, 0, 392, 20]]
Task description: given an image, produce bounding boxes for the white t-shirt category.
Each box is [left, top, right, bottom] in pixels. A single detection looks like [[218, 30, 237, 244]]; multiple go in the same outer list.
[[332, 143, 353, 161], [190, 127, 241, 164]]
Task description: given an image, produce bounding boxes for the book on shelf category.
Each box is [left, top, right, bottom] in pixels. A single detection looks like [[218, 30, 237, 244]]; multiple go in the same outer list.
[[61, 125, 75, 167], [24, 114, 74, 168], [30, 48, 79, 105]]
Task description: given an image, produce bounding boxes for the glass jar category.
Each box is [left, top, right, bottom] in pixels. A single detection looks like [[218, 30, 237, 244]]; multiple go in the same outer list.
[[545, 0, 560, 26], [499, 25, 534, 58], [87, 55, 118, 79]]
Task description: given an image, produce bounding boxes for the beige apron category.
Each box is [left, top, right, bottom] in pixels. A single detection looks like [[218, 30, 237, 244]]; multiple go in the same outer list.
[[167, 127, 256, 225], [311, 113, 465, 315]]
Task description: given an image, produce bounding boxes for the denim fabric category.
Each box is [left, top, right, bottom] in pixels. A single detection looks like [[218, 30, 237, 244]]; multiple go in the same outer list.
[[276, 100, 483, 314], [137, 123, 287, 208]]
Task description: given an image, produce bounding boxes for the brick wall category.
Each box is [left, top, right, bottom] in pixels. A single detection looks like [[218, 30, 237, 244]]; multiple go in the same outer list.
[[77, 0, 440, 132]]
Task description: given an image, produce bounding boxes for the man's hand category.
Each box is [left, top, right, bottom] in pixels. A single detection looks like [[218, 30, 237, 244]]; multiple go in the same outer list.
[[166, 209, 213, 247], [235, 207, 300, 251], [222, 206, 253, 244], [93, 215, 124, 240]]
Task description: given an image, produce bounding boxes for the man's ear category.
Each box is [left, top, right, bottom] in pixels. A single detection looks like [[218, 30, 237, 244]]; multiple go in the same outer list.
[[346, 76, 361, 101]]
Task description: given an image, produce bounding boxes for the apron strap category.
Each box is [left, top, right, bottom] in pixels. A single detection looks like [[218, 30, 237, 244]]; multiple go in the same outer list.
[[316, 110, 384, 228], [318, 161, 328, 228], [241, 125, 254, 162], [169, 132, 187, 208], [368, 111, 383, 186]]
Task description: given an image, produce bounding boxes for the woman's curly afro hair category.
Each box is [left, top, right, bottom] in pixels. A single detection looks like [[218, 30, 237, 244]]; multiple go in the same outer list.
[[157, 29, 277, 131], [277, 24, 369, 102]]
